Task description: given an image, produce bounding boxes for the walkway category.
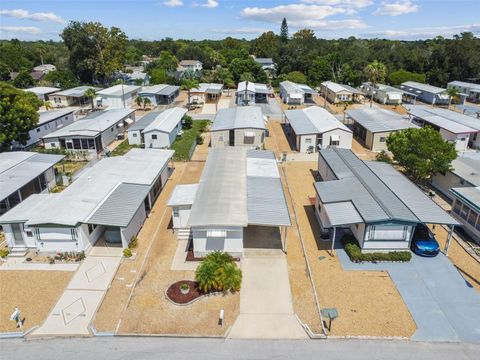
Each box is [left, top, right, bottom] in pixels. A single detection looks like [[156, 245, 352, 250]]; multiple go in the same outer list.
[[33, 247, 122, 336], [337, 248, 480, 343], [228, 252, 307, 339]]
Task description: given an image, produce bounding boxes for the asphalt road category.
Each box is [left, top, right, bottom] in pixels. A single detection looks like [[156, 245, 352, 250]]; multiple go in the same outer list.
[[2, 337, 479, 360]]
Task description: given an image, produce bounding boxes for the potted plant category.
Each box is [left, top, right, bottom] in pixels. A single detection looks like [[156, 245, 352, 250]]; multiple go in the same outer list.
[[180, 283, 190, 295]]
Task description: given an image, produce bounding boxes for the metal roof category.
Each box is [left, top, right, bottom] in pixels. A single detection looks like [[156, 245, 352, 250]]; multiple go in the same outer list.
[[0, 152, 65, 201], [285, 106, 351, 135], [97, 84, 141, 97], [211, 106, 266, 131], [401, 81, 447, 94], [191, 83, 224, 94], [346, 108, 419, 133], [254, 58, 274, 64], [38, 109, 75, 125], [407, 105, 480, 134], [0, 149, 173, 227], [179, 60, 202, 66], [139, 84, 179, 96], [43, 108, 135, 138], [167, 184, 198, 206], [448, 81, 480, 91], [127, 111, 160, 131], [450, 187, 480, 212], [315, 148, 458, 225], [52, 86, 101, 98], [143, 107, 187, 134], [323, 202, 363, 227], [450, 152, 480, 186], [187, 147, 290, 228], [87, 183, 151, 227], [236, 81, 271, 94], [24, 86, 60, 95]]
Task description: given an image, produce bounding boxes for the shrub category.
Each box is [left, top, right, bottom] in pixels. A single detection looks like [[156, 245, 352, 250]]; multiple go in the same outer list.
[[129, 236, 138, 249], [343, 235, 411, 262], [182, 115, 193, 130], [196, 134, 204, 145], [376, 150, 392, 164], [123, 248, 133, 258], [180, 283, 190, 291], [75, 251, 86, 261], [0, 248, 10, 258], [195, 251, 242, 293]]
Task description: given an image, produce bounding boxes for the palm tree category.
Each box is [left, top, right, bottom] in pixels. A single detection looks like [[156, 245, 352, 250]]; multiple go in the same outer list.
[[135, 96, 143, 108], [142, 97, 151, 110], [181, 78, 199, 105], [215, 263, 242, 292], [195, 259, 219, 293], [44, 101, 53, 111], [84, 88, 96, 111], [447, 87, 459, 108], [364, 61, 387, 108]]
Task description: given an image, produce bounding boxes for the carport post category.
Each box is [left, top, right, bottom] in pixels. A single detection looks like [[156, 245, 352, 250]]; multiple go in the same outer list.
[[445, 225, 454, 256], [282, 226, 288, 254], [331, 227, 337, 254]]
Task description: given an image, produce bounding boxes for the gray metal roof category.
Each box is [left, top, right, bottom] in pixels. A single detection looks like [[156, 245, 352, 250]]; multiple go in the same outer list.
[[407, 105, 480, 134], [38, 109, 75, 125], [346, 108, 418, 133], [128, 111, 160, 131], [323, 202, 363, 227], [191, 83, 224, 94], [450, 187, 480, 212], [448, 81, 480, 92], [315, 148, 458, 225], [211, 106, 266, 131], [187, 147, 290, 228], [52, 86, 101, 98], [139, 84, 179, 96], [167, 184, 198, 206], [0, 149, 174, 227], [401, 81, 447, 94], [87, 183, 151, 227], [97, 84, 140, 97], [0, 152, 65, 201], [280, 81, 317, 95], [285, 106, 351, 135], [450, 152, 480, 186], [143, 107, 187, 134]]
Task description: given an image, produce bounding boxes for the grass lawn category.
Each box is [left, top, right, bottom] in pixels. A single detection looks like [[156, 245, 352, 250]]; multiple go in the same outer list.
[[111, 139, 140, 156], [171, 120, 209, 161], [54, 161, 88, 176]]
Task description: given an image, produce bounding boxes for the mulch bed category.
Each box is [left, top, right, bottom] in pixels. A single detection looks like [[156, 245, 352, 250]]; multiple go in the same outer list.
[[166, 280, 204, 305]]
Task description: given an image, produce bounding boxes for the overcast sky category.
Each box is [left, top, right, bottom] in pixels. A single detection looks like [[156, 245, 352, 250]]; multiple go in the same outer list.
[[0, 0, 479, 41]]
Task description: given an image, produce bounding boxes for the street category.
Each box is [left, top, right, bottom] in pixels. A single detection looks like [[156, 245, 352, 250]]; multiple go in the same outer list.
[[2, 337, 479, 360]]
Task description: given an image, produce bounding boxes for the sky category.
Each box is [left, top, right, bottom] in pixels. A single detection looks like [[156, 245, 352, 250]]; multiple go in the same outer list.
[[0, 0, 479, 41]]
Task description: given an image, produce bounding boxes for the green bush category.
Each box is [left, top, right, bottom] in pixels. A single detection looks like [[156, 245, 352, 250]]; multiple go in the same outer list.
[[195, 251, 242, 293], [343, 235, 411, 262], [129, 235, 138, 249], [123, 248, 133, 258], [0, 248, 10, 258], [182, 115, 193, 130], [196, 134, 204, 145]]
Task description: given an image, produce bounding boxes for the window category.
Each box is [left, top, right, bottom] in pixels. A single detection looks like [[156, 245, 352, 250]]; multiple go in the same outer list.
[[244, 131, 255, 145], [317, 203, 321, 213], [330, 140, 340, 146], [453, 200, 462, 214], [64, 116, 68, 120], [36, 128, 41, 133], [151, 134, 157, 140], [305, 138, 312, 144], [206, 230, 227, 237], [460, 179, 465, 185], [468, 210, 478, 227], [173, 208, 179, 217], [111, 127, 114, 132], [218, 135, 224, 142], [50, 143, 56, 148], [133, 133, 138, 137], [379, 137, 386, 142], [460, 204, 470, 220], [73, 139, 81, 149], [87, 224, 97, 234], [25, 230, 33, 237]]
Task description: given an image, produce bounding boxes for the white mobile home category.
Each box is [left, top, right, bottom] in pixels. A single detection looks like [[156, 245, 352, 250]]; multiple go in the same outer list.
[[24, 86, 60, 102], [347, 108, 419, 152], [279, 80, 317, 105], [50, 86, 101, 108], [138, 85, 180, 106], [43, 108, 135, 154], [236, 81, 271, 105], [315, 148, 458, 251], [210, 106, 267, 148], [361, 82, 403, 105], [284, 106, 352, 153], [167, 148, 291, 258], [407, 105, 480, 151], [190, 83, 223, 104], [0, 152, 64, 216], [12, 109, 75, 150], [400, 81, 449, 105], [447, 81, 480, 104], [450, 187, 480, 244], [0, 149, 174, 254], [96, 84, 141, 108], [143, 107, 187, 148], [320, 81, 365, 104]]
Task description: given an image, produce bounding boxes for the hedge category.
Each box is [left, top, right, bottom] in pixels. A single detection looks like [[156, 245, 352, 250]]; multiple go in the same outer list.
[[343, 235, 411, 262]]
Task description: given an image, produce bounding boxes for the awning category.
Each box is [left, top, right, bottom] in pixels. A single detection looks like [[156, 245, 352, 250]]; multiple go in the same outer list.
[[117, 123, 124, 128], [330, 134, 340, 141], [245, 131, 255, 137], [324, 202, 363, 227], [125, 118, 134, 125]]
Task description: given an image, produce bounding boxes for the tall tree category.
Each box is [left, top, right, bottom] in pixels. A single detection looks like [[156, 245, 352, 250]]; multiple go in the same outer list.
[[280, 18, 289, 43], [84, 88, 96, 110], [181, 78, 199, 105], [0, 82, 42, 151], [364, 60, 387, 108], [61, 21, 128, 83], [386, 127, 457, 183], [13, 70, 35, 88]]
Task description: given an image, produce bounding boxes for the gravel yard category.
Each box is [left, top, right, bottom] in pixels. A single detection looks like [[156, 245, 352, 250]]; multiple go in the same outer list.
[[0, 271, 72, 332]]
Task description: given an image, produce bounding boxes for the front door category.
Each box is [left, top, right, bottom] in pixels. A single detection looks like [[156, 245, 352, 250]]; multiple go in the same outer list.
[[229, 130, 235, 146], [11, 223, 25, 246]]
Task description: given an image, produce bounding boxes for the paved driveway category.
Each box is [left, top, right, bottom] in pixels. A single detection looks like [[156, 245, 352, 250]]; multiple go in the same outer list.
[[337, 249, 480, 343], [258, 98, 282, 119], [228, 255, 307, 339]]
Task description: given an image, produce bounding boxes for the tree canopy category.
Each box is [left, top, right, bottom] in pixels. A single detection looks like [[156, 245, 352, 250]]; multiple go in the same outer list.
[[386, 127, 457, 182], [0, 82, 42, 151]]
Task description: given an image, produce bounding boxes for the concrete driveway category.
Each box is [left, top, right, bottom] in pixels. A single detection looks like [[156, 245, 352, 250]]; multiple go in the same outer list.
[[33, 250, 122, 336], [228, 254, 307, 339], [258, 98, 282, 119], [337, 248, 480, 343]]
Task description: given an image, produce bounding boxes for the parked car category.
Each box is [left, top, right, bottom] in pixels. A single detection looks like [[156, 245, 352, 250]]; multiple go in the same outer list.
[[410, 224, 440, 257]]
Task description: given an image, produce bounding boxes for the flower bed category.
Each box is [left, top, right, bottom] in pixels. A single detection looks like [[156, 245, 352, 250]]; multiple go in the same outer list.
[[343, 234, 412, 262], [166, 280, 204, 305]]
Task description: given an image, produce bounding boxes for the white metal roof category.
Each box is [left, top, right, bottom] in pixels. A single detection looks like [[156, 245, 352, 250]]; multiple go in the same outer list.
[[346, 108, 418, 133], [407, 105, 480, 134], [38, 109, 75, 125], [450, 152, 480, 186], [97, 84, 141, 97], [52, 86, 100, 98], [24, 86, 60, 95], [191, 83, 224, 94], [448, 81, 480, 91], [236, 81, 270, 94], [43, 108, 135, 138], [281, 80, 317, 95], [139, 84, 179, 96], [0, 149, 174, 226], [0, 152, 65, 201], [285, 106, 351, 135], [143, 107, 187, 134], [211, 106, 266, 131], [401, 81, 447, 94], [167, 184, 199, 206]]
